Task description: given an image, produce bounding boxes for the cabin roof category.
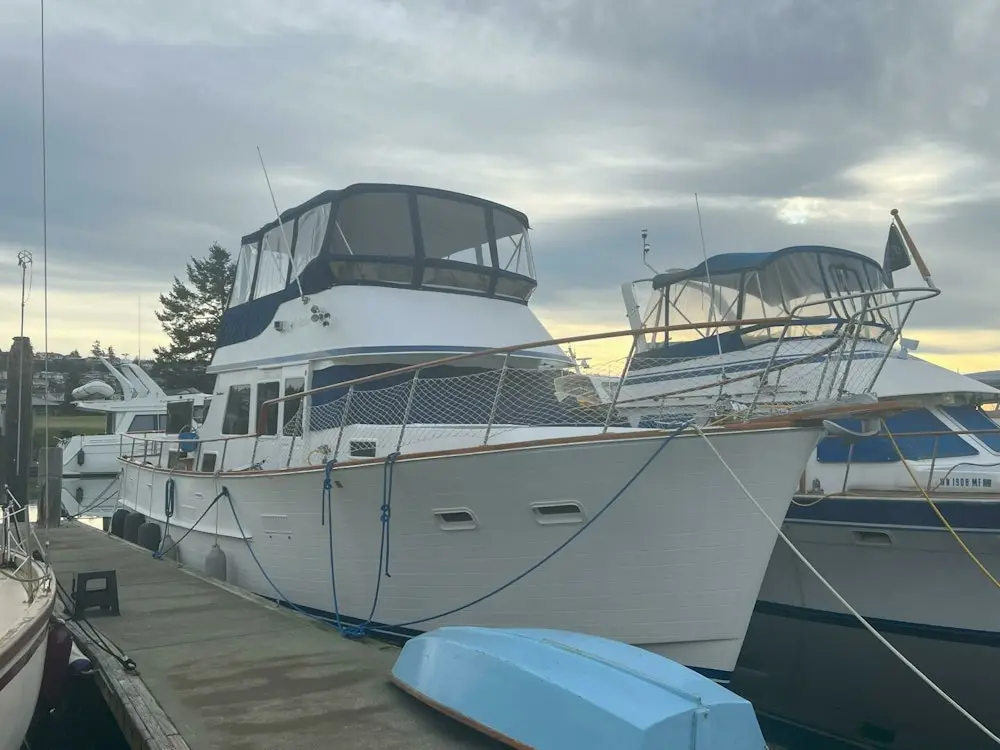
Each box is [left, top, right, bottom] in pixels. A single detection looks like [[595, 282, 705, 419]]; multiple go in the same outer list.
[[241, 183, 531, 245]]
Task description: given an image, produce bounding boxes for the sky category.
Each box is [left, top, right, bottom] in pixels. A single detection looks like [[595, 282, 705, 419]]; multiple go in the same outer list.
[[2, 0, 999, 372]]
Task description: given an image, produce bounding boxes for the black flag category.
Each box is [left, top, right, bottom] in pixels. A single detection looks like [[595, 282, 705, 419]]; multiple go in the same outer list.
[[883, 223, 911, 288]]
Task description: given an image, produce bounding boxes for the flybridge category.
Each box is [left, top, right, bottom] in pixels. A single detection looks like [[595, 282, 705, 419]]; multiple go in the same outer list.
[[227, 183, 537, 309]]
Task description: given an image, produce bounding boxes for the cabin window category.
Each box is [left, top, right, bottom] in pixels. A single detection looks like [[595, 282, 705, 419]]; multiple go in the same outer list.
[[292, 204, 330, 279], [105, 413, 115, 433], [331, 193, 416, 258], [127, 414, 164, 433], [222, 384, 252, 435], [349, 439, 377, 458], [254, 224, 292, 299], [941, 405, 1000, 452], [282, 378, 305, 435], [230, 241, 259, 307], [419, 195, 492, 294], [256, 381, 281, 435], [816, 409, 979, 463], [200, 452, 218, 473], [193, 399, 211, 424]]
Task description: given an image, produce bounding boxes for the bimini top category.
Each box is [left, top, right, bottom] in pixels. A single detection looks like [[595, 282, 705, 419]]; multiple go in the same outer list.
[[228, 182, 537, 309], [651, 245, 887, 306]]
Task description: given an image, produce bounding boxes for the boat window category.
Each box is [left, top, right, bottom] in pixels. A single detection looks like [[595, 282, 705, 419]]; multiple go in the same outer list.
[[349, 439, 377, 458], [222, 384, 252, 435], [127, 414, 161, 433], [292, 203, 330, 279], [419, 195, 492, 294], [256, 381, 281, 436], [816, 408, 979, 463], [193, 399, 211, 424], [253, 224, 292, 299], [941, 405, 1000, 452], [328, 192, 417, 287], [282, 378, 305, 435], [230, 241, 259, 307], [105, 413, 115, 433], [495, 208, 535, 280]]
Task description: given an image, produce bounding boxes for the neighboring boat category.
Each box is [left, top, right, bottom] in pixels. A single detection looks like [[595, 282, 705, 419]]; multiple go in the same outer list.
[[60, 358, 210, 519], [391, 625, 767, 749], [113, 183, 895, 681], [0, 506, 57, 750], [558, 242, 936, 427], [600, 218, 1000, 747], [735, 352, 1000, 750]]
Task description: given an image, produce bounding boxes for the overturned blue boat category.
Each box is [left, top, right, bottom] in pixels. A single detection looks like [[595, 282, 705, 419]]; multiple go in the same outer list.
[[391, 627, 766, 750]]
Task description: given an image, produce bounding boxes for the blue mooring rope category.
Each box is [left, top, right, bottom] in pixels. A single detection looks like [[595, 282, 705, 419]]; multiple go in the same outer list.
[[151, 424, 689, 642]]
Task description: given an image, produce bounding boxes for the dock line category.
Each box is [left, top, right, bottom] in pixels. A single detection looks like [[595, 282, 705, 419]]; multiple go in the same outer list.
[[51, 569, 137, 673], [883, 421, 1000, 590], [693, 423, 1000, 747]]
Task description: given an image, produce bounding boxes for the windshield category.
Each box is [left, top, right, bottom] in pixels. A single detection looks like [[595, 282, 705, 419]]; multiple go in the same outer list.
[[227, 186, 537, 310], [642, 247, 896, 350]]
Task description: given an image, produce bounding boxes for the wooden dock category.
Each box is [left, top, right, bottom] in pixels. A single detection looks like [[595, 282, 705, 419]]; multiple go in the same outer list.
[[41, 521, 505, 750]]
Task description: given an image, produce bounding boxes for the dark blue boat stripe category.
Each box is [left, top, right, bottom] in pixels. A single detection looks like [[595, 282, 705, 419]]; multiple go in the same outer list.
[[787, 496, 1000, 532], [755, 600, 1000, 647]]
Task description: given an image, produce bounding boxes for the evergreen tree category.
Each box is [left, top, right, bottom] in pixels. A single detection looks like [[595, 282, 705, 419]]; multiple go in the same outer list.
[[152, 242, 235, 391]]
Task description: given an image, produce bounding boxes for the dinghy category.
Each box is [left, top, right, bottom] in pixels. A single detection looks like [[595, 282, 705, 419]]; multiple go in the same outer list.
[[390, 626, 766, 750]]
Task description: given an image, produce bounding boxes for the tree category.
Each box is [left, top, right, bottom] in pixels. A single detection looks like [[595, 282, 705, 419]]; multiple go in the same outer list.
[[91, 340, 104, 358], [152, 242, 235, 392]]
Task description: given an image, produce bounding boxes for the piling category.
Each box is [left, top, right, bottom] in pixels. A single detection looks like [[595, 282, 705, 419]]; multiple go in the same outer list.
[[2, 336, 33, 519], [38, 445, 62, 528]]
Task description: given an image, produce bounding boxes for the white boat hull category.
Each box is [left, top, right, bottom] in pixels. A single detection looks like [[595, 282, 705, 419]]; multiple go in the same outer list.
[[736, 502, 1000, 749], [120, 426, 821, 678], [0, 556, 55, 750]]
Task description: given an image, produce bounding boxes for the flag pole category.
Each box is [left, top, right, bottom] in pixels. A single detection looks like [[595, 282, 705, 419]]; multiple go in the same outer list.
[[890, 208, 935, 289]]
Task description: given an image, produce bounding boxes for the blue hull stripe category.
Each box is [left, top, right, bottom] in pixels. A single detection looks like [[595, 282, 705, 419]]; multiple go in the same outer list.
[[209, 344, 571, 373], [259, 596, 734, 682], [756, 600, 1000, 647], [787, 496, 1000, 532]]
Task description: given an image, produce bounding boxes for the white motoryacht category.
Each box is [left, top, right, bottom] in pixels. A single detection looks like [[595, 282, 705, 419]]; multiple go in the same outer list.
[[60, 358, 209, 520], [112, 183, 899, 681]]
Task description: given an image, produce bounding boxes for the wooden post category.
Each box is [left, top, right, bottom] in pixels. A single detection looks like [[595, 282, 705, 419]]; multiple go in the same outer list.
[[38, 445, 62, 528], [2, 336, 34, 522]]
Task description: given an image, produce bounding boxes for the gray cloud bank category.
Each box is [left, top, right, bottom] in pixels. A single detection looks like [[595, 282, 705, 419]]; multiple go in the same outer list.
[[1, 0, 998, 347]]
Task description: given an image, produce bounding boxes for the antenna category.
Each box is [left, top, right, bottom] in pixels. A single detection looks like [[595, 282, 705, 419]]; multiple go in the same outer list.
[[41, 0, 51, 457], [256, 145, 306, 302], [694, 193, 725, 361], [137, 295, 141, 363], [640, 228, 659, 275]]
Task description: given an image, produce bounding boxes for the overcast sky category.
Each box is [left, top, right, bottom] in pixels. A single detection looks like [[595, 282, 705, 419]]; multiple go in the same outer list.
[[2, 0, 998, 370]]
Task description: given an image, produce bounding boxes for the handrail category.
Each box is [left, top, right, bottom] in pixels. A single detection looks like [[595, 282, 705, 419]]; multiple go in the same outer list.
[[255, 316, 795, 430], [254, 283, 936, 432]]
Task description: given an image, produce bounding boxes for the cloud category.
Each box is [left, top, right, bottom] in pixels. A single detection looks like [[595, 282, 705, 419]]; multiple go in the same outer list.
[[0, 0, 998, 372]]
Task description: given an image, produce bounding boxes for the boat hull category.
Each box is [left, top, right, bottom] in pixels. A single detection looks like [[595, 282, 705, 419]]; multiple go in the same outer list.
[[391, 626, 766, 750], [0, 559, 56, 750], [735, 500, 1000, 749], [119, 426, 821, 677]]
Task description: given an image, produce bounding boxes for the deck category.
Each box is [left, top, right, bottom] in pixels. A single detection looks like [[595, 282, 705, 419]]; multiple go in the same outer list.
[[41, 521, 504, 750]]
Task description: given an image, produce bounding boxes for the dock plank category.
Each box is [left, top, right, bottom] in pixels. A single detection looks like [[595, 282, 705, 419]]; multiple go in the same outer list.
[[43, 522, 506, 750]]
